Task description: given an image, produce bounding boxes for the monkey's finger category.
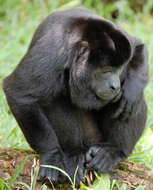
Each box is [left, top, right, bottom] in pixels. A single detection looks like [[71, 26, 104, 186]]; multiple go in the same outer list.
[[111, 98, 126, 118], [86, 153, 104, 170], [112, 91, 122, 103], [121, 102, 132, 120], [86, 146, 101, 163]]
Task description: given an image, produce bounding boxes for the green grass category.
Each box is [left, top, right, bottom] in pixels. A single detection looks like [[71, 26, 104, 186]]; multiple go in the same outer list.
[[0, 0, 153, 189]]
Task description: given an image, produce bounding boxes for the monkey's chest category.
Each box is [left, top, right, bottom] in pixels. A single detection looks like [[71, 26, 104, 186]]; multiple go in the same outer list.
[[81, 112, 102, 145], [44, 104, 102, 151]]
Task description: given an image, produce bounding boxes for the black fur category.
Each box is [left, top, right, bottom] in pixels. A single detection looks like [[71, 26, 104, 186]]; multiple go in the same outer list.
[[3, 8, 148, 187]]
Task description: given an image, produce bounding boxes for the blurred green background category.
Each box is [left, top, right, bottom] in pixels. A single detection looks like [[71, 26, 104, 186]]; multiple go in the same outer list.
[[0, 0, 153, 189]]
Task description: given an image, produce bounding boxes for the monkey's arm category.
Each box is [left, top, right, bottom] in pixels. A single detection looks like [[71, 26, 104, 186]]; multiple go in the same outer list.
[[3, 38, 66, 183], [112, 41, 148, 120]]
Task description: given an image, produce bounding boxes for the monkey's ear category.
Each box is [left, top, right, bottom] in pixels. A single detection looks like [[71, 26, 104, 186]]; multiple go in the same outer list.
[[78, 41, 89, 56], [80, 41, 89, 47], [64, 40, 90, 70], [75, 40, 90, 65]]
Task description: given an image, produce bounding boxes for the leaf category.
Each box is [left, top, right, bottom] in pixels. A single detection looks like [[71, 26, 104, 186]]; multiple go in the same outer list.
[[9, 156, 28, 186], [0, 178, 5, 189], [110, 179, 117, 190], [40, 165, 73, 185], [135, 185, 145, 190], [41, 184, 48, 190], [121, 183, 127, 190], [15, 181, 31, 190], [73, 165, 79, 188], [92, 174, 110, 190], [31, 164, 39, 190]]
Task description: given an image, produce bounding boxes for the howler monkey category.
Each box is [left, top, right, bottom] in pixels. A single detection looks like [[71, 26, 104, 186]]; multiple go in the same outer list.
[[3, 8, 149, 187]]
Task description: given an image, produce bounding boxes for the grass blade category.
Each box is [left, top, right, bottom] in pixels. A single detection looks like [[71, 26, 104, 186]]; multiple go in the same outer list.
[[9, 156, 28, 186], [40, 165, 73, 185]]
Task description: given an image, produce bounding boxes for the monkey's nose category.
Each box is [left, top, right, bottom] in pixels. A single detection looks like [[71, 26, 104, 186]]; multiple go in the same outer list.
[[110, 82, 120, 92]]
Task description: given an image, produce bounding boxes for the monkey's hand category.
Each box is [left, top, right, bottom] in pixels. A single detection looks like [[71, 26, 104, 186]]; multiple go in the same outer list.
[[85, 145, 124, 173], [111, 80, 141, 120]]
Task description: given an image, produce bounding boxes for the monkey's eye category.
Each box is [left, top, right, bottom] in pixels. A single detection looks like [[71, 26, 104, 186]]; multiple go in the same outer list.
[[94, 70, 102, 80], [101, 66, 113, 73], [93, 68, 112, 80]]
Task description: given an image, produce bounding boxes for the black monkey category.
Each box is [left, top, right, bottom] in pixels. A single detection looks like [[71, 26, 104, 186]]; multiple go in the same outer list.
[[3, 8, 148, 187]]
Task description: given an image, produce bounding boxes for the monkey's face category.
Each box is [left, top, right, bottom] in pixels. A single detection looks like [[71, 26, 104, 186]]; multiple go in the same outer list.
[[69, 46, 124, 110], [91, 66, 123, 101]]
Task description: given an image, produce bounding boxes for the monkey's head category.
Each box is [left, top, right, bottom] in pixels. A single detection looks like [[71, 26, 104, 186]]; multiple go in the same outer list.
[[68, 19, 132, 110]]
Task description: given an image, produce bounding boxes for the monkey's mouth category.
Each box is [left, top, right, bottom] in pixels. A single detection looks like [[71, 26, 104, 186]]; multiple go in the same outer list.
[[95, 90, 120, 101]]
